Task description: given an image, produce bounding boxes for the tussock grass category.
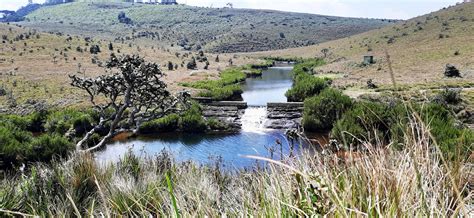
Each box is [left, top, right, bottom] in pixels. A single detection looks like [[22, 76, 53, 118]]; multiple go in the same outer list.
[[0, 116, 471, 216]]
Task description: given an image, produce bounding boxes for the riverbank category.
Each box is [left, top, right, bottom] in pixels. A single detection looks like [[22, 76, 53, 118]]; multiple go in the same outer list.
[[1, 127, 471, 216]]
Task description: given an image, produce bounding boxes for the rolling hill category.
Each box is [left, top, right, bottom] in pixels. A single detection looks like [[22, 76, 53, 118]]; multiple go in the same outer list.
[[16, 2, 395, 53], [256, 2, 474, 97], [0, 23, 252, 111]]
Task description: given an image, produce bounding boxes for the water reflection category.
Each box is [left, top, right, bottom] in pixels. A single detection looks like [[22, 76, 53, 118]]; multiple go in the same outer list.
[[242, 67, 294, 106], [95, 66, 301, 169], [96, 131, 307, 169]]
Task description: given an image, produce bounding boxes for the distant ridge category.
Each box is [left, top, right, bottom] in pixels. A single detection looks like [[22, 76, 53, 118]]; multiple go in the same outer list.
[[17, 2, 395, 52]]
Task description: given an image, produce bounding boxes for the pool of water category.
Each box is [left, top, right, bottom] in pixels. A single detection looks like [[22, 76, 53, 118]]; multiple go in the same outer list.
[[242, 66, 293, 106], [96, 132, 306, 168], [95, 66, 300, 168]]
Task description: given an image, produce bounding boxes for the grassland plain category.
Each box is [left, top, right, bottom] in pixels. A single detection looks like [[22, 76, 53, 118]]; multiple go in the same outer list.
[[253, 2, 474, 99], [18, 2, 394, 53], [0, 23, 256, 110]]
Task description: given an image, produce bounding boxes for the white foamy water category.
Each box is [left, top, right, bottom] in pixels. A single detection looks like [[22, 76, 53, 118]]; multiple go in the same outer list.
[[241, 107, 268, 133]]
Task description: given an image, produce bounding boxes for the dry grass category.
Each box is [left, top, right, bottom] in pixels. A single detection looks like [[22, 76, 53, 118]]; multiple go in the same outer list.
[[250, 2, 474, 91], [0, 23, 256, 108], [0, 115, 472, 216]]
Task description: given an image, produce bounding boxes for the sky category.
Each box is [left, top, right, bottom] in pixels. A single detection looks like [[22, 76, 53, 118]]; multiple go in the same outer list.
[[0, 0, 462, 19]]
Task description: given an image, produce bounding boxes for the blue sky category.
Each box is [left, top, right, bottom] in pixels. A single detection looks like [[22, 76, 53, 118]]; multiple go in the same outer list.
[[1, 0, 461, 19]]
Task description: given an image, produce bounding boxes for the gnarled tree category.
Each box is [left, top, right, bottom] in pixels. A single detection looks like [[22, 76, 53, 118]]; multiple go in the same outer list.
[[70, 54, 190, 152]]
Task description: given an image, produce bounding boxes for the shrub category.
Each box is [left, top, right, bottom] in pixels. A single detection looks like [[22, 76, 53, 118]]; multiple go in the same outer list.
[[187, 58, 197, 70], [118, 11, 132, 25], [285, 59, 328, 102], [89, 45, 101, 54], [286, 75, 330, 102], [45, 109, 94, 135], [432, 88, 462, 105], [139, 114, 180, 134], [0, 112, 46, 132], [332, 101, 393, 146], [29, 134, 73, 162], [179, 104, 207, 133], [303, 89, 352, 132], [0, 123, 33, 167], [331, 101, 473, 159], [418, 104, 473, 160]]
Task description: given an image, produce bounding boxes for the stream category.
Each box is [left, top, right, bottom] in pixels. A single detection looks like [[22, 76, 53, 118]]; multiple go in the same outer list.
[[95, 66, 307, 168]]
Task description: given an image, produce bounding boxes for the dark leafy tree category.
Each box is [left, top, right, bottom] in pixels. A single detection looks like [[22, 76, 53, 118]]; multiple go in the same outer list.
[[70, 54, 190, 152], [168, 61, 174, 71], [89, 45, 100, 54], [215, 55, 220, 62], [118, 12, 133, 25], [108, 42, 114, 51]]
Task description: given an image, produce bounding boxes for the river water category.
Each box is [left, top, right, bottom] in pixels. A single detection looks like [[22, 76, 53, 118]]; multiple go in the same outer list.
[[95, 66, 305, 168]]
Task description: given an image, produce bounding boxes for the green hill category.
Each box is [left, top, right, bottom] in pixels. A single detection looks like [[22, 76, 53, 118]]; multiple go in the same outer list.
[[18, 2, 394, 53]]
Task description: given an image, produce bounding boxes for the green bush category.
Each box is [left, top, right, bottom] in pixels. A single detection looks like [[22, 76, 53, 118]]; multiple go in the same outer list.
[[0, 123, 33, 167], [331, 101, 473, 159], [45, 109, 94, 135], [179, 104, 207, 133], [0, 112, 46, 132], [286, 75, 330, 102], [332, 101, 390, 146], [0, 122, 73, 167], [432, 88, 462, 105], [303, 89, 352, 132], [285, 59, 328, 102], [139, 114, 180, 134], [419, 104, 473, 160], [29, 134, 74, 162]]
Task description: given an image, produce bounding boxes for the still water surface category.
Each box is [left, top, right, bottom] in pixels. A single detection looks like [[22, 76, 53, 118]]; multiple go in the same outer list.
[[95, 67, 301, 168]]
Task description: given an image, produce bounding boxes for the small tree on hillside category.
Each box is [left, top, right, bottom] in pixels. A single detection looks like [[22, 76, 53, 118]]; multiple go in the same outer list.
[[70, 54, 190, 152], [90, 45, 100, 54], [187, 57, 197, 70], [321, 48, 329, 58]]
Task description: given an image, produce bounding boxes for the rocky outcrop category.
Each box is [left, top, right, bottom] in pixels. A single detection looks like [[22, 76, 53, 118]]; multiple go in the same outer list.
[[265, 102, 304, 129], [202, 105, 244, 132]]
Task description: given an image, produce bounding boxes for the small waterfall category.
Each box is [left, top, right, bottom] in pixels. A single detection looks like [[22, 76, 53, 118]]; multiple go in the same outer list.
[[241, 107, 268, 132]]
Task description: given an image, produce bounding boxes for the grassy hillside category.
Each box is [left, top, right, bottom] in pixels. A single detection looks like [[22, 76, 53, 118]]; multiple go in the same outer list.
[[256, 2, 474, 96], [0, 23, 252, 111], [18, 2, 394, 53]]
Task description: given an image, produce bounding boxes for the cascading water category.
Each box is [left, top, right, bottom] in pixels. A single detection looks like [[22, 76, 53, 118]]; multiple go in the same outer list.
[[240, 106, 268, 132], [96, 66, 302, 168]]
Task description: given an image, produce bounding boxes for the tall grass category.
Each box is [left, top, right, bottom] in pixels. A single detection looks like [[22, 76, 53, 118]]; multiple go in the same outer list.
[[0, 117, 471, 216]]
